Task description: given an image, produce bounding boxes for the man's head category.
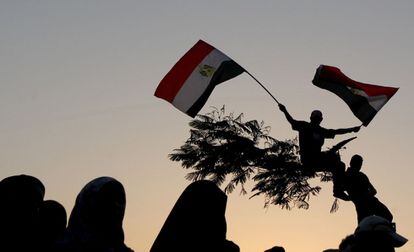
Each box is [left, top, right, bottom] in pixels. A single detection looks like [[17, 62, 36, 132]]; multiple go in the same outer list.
[[310, 110, 323, 125], [339, 216, 408, 251], [355, 215, 407, 248], [350, 155, 363, 171], [340, 215, 408, 252]]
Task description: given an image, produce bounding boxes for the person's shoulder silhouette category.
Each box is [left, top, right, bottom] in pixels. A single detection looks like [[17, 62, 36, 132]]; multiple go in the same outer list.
[[150, 180, 239, 252]]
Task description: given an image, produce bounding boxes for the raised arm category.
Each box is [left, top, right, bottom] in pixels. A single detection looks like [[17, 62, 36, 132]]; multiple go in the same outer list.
[[278, 104, 296, 126]]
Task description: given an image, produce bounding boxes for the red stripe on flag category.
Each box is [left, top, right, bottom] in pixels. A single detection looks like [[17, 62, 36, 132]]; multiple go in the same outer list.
[[155, 40, 214, 102], [319, 66, 398, 98]]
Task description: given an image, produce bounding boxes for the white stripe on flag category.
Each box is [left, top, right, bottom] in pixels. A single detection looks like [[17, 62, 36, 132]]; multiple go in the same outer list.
[[347, 87, 388, 111], [172, 49, 230, 112], [367, 95, 388, 111]]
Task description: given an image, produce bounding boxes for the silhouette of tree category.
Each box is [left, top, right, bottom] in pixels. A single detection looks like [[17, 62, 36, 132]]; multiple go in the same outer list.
[[170, 106, 333, 210]]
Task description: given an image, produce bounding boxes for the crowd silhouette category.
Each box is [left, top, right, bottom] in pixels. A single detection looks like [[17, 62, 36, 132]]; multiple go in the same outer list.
[[0, 171, 408, 251], [0, 175, 133, 252]]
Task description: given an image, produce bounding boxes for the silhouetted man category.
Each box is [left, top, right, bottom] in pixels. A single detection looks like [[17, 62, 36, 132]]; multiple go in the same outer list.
[[279, 104, 360, 168], [278, 104, 360, 196], [337, 155, 393, 223]]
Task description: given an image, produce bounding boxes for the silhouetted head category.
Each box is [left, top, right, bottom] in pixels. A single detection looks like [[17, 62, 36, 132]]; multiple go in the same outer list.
[[0, 174, 45, 209], [355, 216, 407, 248], [310, 110, 323, 125], [340, 232, 396, 252], [66, 177, 128, 249], [350, 155, 363, 171], [339, 216, 407, 252], [0, 175, 45, 248], [39, 200, 67, 244], [151, 180, 234, 252]]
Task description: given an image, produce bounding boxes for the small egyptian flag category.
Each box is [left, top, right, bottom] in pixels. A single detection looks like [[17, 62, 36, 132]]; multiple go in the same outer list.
[[155, 40, 244, 117], [312, 65, 399, 126]]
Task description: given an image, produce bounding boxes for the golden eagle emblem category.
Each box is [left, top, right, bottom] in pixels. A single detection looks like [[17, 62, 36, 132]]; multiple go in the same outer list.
[[198, 64, 216, 77]]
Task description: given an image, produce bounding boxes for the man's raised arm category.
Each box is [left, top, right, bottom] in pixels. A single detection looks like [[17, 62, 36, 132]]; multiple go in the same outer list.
[[278, 104, 296, 126]]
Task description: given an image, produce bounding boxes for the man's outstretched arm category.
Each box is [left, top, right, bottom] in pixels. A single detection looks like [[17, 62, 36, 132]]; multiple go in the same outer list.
[[332, 126, 361, 135]]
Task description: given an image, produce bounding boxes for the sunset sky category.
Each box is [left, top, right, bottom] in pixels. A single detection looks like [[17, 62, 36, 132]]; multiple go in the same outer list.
[[1, 1, 413, 251]]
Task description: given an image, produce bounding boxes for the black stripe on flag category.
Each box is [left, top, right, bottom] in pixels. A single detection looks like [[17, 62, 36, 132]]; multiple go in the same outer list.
[[315, 80, 378, 126], [186, 60, 244, 117]]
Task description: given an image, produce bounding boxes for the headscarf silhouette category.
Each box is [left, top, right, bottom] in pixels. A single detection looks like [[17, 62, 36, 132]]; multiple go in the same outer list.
[[0, 174, 45, 251], [150, 180, 239, 252], [63, 177, 132, 252], [39, 200, 67, 251]]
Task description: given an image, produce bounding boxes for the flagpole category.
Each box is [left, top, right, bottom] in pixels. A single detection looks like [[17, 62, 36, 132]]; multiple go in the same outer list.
[[244, 70, 280, 105]]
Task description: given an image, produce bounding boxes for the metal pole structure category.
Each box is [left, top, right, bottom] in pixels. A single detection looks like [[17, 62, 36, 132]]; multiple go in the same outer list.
[[244, 70, 280, 105]]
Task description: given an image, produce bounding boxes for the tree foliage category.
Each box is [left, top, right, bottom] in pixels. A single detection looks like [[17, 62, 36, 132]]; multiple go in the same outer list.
[[169, 106, 332, 210]]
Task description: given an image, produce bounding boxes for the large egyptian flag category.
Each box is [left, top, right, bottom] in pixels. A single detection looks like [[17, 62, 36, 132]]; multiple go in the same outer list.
[[312, 65, 398, 126], [155, 40, 244, 117]]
